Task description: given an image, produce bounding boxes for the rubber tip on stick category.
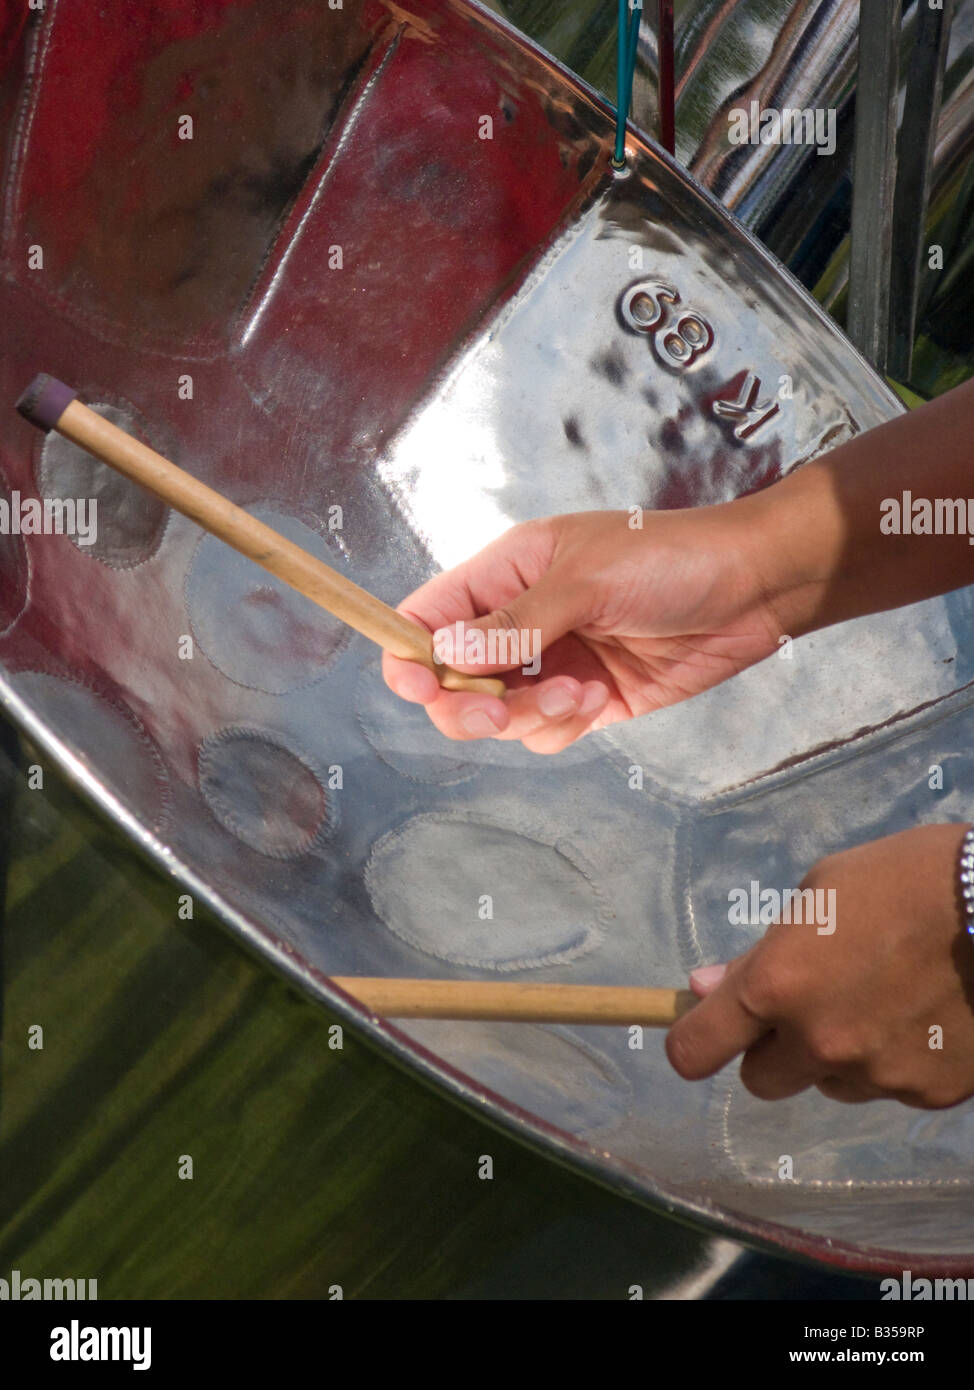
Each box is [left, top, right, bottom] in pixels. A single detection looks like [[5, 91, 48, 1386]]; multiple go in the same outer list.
[[15, 374, 78, 432]]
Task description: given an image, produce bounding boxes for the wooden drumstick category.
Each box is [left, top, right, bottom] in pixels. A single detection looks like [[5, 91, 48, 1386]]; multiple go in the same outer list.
[[331, 977, 696, 1026], [15, 375, 506, 699]]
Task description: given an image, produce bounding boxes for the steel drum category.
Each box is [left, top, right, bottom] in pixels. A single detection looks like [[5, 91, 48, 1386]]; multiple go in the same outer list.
[[2, 0, 974, 1274]]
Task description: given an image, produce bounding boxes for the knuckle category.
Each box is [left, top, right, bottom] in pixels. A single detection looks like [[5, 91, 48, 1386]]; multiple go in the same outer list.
[[489, 606, 520, 636], [805, 1025, 867, 1070], [738, 957, 803, 1018]]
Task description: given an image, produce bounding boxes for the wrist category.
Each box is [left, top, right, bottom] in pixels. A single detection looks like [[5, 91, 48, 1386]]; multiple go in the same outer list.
[[724, 462, 847, 641]]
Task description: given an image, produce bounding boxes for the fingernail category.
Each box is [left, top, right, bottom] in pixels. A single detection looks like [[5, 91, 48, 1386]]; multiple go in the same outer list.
[[579, 683, 608, 717], [690, 963, 727, 991], [461, 708, 502, 738], [538, 686, 578, 718]]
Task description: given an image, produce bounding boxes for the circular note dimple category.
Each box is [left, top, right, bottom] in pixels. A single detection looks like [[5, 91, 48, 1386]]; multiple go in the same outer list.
[[198, 726, 333, 859], [401, 1020, 631, 1136], [365, 813, 604, 970], [36, 401, 169, 568], [186, 506, 349, 695], [10, 670, 169, 829]]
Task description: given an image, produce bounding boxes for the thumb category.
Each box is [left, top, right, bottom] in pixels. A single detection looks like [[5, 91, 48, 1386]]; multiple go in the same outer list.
[[666, 951, 770, 1080], [433, 576, 588, 674]]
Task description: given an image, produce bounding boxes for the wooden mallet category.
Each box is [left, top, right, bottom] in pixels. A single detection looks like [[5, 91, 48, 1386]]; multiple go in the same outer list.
[[15, 375, 505, 698], [332, 977, 695, 1026]]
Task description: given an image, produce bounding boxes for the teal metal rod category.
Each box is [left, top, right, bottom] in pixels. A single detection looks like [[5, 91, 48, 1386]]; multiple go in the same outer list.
[[614, 0, 641, 166]]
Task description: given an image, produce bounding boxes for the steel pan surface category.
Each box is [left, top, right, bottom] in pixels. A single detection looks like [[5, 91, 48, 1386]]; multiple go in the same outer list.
[[1, 0, 973, 1272]]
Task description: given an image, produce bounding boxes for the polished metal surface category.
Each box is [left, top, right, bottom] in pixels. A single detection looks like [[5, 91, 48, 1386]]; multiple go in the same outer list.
[[2, 0, 974, 1274]]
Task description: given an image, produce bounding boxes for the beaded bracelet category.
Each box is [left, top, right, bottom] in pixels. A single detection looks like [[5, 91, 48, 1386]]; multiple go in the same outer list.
[[961, 827, 974, 940]]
